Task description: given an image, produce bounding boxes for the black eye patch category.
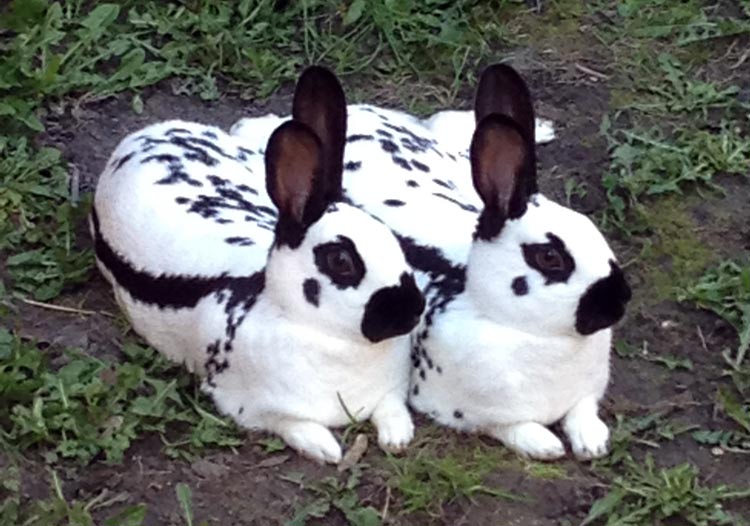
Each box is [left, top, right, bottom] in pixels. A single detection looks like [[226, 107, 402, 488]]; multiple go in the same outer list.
[[521, 233, 575, 284], [313, 235, 366, 289]]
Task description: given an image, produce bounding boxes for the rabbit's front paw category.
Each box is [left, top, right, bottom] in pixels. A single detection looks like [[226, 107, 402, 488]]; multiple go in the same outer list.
[[563, 400, 609, 460], [371, 397, 414, 453], [491, 422, 566, 460], [277, 420, 343, 464]]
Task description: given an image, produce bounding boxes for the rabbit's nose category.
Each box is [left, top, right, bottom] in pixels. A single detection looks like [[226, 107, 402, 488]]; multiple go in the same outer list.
[[360, 273, 425, 343], [574, 260, 630, 336]]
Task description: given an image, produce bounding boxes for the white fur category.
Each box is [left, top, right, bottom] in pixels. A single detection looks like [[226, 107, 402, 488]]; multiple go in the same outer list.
[[230, 78, 624, 461], [92, 119, 418, 463]]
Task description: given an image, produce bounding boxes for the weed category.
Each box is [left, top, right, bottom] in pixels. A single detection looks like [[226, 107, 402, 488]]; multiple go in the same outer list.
[[600, 119, 750, 232], [0, 329, 243, 464], [284, 467, 381, 526], [388, 446, 521, 517], [176, 483, 208, 526], [614, 340, 693, 371], [582, 455, 750, 526], [677, 260, 750, 368], [0, 466, 147, 526]]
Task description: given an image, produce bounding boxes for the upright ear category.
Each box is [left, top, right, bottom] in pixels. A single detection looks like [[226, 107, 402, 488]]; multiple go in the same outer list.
[[292, 65, 347, 202], [266, 121, 327, 248], [470, 114, 535, 241], [474, 64, 535, 145]]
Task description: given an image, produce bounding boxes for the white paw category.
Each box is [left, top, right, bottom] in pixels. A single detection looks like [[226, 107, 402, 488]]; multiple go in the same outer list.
[[375, 410, 414, 454], [566, 415, 609, 460], [279, 421, 342, 464], [535, 118, 556, 144], [492, 422, 566, 460]]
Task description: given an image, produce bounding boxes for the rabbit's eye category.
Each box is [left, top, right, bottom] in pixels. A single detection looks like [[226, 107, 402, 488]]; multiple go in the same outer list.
[[536, 249, 564, 271], [326, 249, 355, 276]]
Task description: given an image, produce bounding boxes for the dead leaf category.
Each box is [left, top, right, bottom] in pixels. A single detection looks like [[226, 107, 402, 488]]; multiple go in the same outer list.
[[337, 433, 368, 472]]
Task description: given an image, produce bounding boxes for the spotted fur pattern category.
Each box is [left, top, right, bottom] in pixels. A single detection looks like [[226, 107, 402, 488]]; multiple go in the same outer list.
[[231, 64, 630, 461], [91, 69, 426, 464]]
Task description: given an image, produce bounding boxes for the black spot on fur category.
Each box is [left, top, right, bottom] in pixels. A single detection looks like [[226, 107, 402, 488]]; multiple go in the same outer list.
[[313, 235, 366, 289], [412, 159, 430, 172], [419, 369, 426, 380], [202, 130, 218, 139], [392, 156, 412, 171], [436, 366, 442, 374], [113, 152, 135, 171], [303, 278, 320, 307], [175, 197, 189, 204], [512, 276, 529, 296], [361, 273, 425, 343], [238, 406, 244, 414], [384, 199, 406, 207], [376, 129, 393, 138], [91, 207, 265, 310], [397, 236, 466, 329], [380, 139, 400, 153], [208, 175, 229, 187], [407, 180, 419, 188], [432, 192, 478, 212], [345, 160, 362, 171], [412, 384, 419, 396], [140, 154, 204, 187], [224, 237, 254, 246], [432, 178, 454, 190], [522, 233, 575, 284], [347, 134, 374, 143], [576, 260, 631, 335], [453, 410, 463, 419]]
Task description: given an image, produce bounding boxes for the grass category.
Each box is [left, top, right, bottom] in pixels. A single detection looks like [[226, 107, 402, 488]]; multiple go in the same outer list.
[[582, 455, 750, 526], [0, 329, 243, 464], [283, 468, 381, 526], [388, 445, 522, 517]]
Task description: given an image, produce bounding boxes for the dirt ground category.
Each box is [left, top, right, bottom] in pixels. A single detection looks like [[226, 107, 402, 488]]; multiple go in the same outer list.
[[7, 28, 750, 526]]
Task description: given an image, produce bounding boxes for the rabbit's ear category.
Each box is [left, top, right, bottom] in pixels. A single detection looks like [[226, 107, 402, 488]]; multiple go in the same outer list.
[[266, 121, 327, 247], [292, 66, 347, 202], [470, 114, 535, 240], [474, 64, 535, 145]]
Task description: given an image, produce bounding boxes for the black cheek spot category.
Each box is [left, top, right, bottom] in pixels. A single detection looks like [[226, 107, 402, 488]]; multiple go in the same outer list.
[[345, 160, 362, 171], [453, 410, 463, 419], [511, 276, 529, 296], [406, 180, 419, 188], [384, 199, 406, 207], [361, 273, 425, 343], [303, 278, 320, 307]]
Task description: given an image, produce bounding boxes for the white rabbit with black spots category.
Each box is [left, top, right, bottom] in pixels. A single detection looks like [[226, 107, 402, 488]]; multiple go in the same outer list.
[[91, 67, 425, 464], [231, 64, 631, 460]]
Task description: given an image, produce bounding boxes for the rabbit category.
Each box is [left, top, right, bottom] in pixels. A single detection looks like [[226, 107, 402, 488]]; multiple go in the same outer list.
[[90, 66, 425, 464], [231, 64, 631, 460]]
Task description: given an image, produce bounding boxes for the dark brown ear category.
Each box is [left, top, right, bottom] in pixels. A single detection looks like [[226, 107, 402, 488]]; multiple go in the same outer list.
[[470, 114, 534, 241], [292, 66, 347, 202], [474, 64, 535, 145], [265, 121, 327, 248]]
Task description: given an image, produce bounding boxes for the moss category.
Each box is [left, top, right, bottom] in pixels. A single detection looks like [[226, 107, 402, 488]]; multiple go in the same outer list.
[[636, 197, 715, 303]]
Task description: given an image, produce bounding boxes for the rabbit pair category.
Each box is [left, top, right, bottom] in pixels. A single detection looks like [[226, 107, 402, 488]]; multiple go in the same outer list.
[[232, 65, 631, 460], [91, 68, 425, 464]]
